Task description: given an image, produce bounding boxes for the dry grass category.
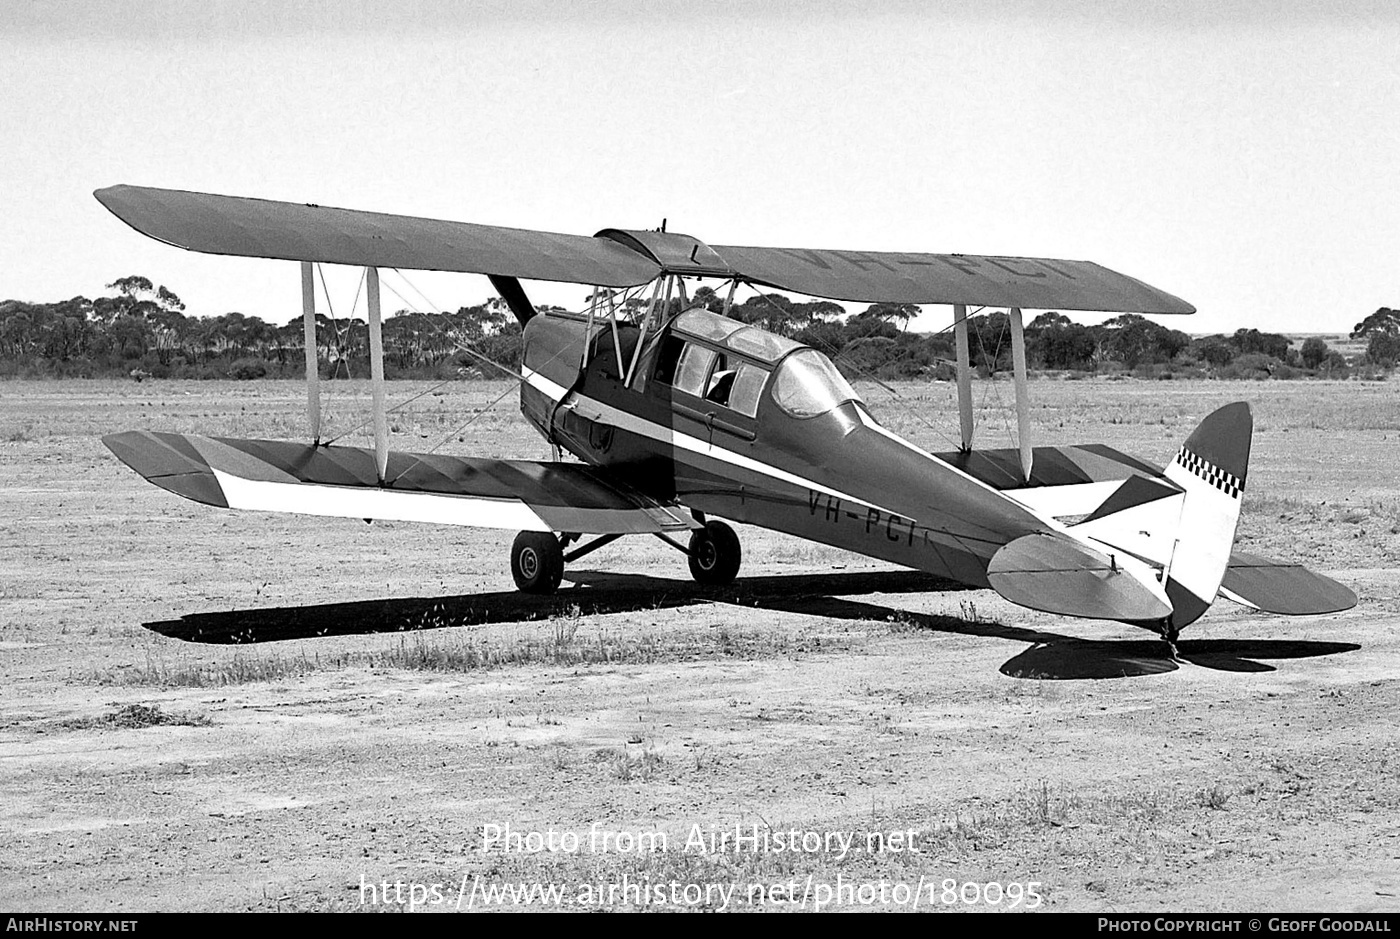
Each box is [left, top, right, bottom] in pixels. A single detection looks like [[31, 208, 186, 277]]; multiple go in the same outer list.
[[108, 619, 837, 688], [59, 702, 211, 730]]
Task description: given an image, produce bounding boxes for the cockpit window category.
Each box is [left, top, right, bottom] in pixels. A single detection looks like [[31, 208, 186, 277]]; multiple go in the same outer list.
[[673, 344, 718, 398], [727, 327, 802, 362], [772, 349, 862, 418], [725, 362, 769, 417], [672, 309, 802, 365], [675, 309, 745, 344]]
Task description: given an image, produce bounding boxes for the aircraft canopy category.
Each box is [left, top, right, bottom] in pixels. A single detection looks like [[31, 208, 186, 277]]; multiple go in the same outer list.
[[673, 309, 804, 364], [772, 349, 864, 419]]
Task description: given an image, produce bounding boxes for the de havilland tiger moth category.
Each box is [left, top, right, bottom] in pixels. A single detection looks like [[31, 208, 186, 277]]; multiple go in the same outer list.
[[94, 185, 1356, 651]]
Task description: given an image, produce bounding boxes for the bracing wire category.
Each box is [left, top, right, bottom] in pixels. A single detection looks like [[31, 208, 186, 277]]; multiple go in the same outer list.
[[741, 284, 964, 451], [396, 380, 525, 483], [972, 310, 1018, 449], [352, 269, 662, 467], [313, 263, 358, 433], [322, 377, 455, 446]]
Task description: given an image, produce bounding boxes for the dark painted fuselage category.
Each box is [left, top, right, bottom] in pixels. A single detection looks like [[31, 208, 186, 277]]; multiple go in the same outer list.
[[519, 311, 1051, 587]]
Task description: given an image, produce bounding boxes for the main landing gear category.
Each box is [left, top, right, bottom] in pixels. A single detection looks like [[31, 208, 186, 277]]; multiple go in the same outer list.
[[510, 531, 565, 594], [507, 519, 743, 595], [687, 520, 742, 586]]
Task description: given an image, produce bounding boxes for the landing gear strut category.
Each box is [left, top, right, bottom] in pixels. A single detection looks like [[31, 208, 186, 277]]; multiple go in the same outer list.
[[1159, 617, 1182, 661], [511, 531, 564, 595], [688, 520, 742, 586]]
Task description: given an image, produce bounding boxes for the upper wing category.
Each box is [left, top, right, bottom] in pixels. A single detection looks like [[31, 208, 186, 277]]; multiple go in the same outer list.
[[713, 244, 1195, 313], [94, 185, 660, 288], [103, 430, 697, 535], [97, 185, 1192, 313]]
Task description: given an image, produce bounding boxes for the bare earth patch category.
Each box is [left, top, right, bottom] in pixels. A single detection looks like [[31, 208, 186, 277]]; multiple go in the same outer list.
[[1, 378, 1397, 912]]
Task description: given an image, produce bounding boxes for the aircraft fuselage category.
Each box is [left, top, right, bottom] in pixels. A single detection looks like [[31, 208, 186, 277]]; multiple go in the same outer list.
[[519, 310, 1049, 588]]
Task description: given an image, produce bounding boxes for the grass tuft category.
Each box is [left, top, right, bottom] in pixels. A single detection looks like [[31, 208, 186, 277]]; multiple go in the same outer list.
[[1195, 783, 1232, 810], [958, 600, 994, 625], [612, 746, 664, 782], [4, 421, 36, 443], [61, 702, 211, 730]]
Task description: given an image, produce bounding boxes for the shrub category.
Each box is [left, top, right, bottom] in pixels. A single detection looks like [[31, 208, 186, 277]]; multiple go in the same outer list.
[[1319, 350, 1350, 376], [928, 361, 958, 382], [1191, 336, 1235, 367], [1218, 352, 1280, 380], [229, 357, 268, 380], [1299, 337, 1330, 370], [1367, 332, 1400, 368]]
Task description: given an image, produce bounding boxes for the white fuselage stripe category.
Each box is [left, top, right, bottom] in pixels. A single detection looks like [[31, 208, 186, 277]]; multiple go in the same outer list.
[[524, 369, 896, 514], [212, 469, 552, 531]]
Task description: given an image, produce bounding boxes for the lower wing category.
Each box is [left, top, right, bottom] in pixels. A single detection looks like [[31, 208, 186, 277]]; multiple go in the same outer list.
[[103, 431, 697, 535]]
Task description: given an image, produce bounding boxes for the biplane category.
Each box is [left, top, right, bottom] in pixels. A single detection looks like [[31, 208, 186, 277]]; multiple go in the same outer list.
[[95, 185, 1355, 650]]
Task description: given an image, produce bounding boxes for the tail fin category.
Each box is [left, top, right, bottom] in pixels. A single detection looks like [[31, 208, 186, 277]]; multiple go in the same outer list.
[[1160, 402, 1252, 630]]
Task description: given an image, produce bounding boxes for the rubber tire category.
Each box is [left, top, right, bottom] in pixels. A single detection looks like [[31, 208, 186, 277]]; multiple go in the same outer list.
[[688, 520, 741, 586], [511, 531, 564, 595]]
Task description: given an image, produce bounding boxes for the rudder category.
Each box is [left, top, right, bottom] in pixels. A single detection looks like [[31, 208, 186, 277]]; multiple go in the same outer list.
[[1161, 402, 1252, 632]]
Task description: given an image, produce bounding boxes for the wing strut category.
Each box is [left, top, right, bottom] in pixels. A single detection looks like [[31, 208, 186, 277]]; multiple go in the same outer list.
[[300, 261, 321, 444], [487, 274, 538, 327], [366, 267, 389, 483], [624, 276, 666, 388], [953, 302, 974, 451], [1010, 306, 1033, 481]]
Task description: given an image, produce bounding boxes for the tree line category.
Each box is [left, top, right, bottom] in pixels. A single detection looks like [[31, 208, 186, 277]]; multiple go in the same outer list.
[[712, 290, 1397, 381], [2, 276, 1396, 381], [0, 276, 527, 380]]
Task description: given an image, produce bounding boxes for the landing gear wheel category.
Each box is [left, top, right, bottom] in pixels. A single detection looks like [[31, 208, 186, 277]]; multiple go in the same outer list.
[[688, 520, 741, 586], [511, 531, 564, 595]]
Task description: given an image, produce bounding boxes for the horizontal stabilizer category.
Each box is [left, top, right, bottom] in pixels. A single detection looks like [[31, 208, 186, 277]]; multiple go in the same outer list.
[[1080, 473, 1181, 524], [103, 430, 697, 535], [938, 444, 1175, 521], [987, 532, 1172, 621], [1219, 552, 1357, 615]]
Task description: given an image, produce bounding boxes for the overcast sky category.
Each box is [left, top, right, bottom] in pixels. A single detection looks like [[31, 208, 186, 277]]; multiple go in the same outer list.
[[3, 0, 1396, 334]]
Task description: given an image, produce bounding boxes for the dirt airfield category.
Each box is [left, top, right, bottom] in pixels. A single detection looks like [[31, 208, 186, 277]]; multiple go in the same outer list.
[[1, 377, 1397, 913]]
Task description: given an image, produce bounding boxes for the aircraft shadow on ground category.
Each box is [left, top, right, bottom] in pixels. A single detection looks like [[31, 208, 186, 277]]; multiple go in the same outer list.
[[144, 569, 1359, 680], [998, 637, 1361, 680], [759, 595, 1359, 680], [142, 569, 952, 645]]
